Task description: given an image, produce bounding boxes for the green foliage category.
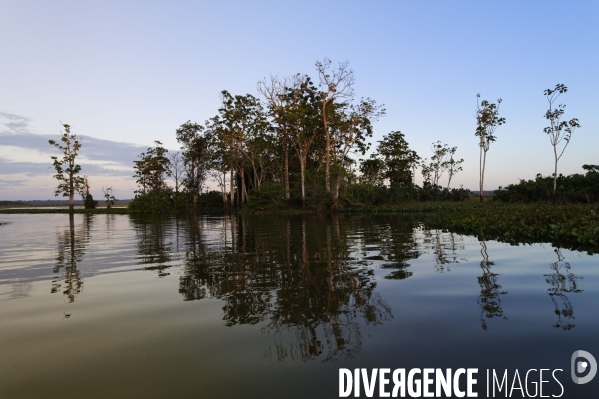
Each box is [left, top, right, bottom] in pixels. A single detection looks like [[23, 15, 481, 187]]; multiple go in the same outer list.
[[176, 121, 214, 209], [245, 182, 285, 212], [418, 202, 599, 251], [344, 183, 470, 206], [83, 193, 98, 209], [128, 192, 173, 214], [543, 83, 581, 191], [475, 95, 505, 201], [198, 190, 225, 208], [475, 95, 505, 148], [376, 131, 419, 188], [494, 168, 599, 203], [133, 141, 171, 194]]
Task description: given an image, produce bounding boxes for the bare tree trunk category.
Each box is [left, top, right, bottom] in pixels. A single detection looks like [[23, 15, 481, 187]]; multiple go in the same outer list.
[[69, 175, 74, 215], [222, 171, 227, 207], [284, 147, 290, 200], [553, 145, 558, 192], [333, 176, 340, 201], [479, 146, 483, 203], [480, 149, 487, 203], [241, 167, 247, 204], [300, 155, 306, 207], [324, 109, 331, 193], [230, 168, 234, 207]]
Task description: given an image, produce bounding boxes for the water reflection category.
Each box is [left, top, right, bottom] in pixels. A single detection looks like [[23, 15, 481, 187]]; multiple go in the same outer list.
[[125, 214, 593, 354], [176, 215, 393, 361], [545, 248, 583, 330], [132, 215, 178, 277], [51, 215, 91, 303], [477, 241, 508, 331], [420, 229, 465, 273], [372, 216, 420, 280]]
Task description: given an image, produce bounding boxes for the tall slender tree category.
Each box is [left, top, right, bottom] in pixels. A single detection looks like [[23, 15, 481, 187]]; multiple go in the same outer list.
[[543, 84, 581, 192], [313, 58, 355, 194], [475, 94, 505, 202], [258, 75, 292, 200], [445, 147, 464, 190], [49, 123, 85, 215], [330, 98, 385, 200]]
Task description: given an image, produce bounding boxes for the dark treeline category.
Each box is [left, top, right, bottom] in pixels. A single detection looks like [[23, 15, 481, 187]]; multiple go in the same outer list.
[[129, 59, 469, 213], [495, 165, 599, 203]]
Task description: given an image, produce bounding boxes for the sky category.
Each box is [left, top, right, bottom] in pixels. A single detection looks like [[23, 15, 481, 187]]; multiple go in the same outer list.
[[1, 0, 598, 200]]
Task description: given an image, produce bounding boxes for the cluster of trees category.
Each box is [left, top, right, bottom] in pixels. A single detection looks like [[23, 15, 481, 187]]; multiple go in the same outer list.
[[48, 60, 583, 212], [129, 59, 471, 212]]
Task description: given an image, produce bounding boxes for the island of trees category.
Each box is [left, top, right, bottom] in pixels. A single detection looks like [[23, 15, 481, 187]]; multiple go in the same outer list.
[[45, 59, 597, 215]]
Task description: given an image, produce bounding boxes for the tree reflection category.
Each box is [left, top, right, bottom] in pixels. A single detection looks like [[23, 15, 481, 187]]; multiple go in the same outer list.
[[132, 215, 177, 277], [178, 215, 393, 362], [52, 214, 91, 303], [544, 248, 583, 330], [375, 216, 421, 279], [477, 241, 507, 331], [420, 229, 465, 273]]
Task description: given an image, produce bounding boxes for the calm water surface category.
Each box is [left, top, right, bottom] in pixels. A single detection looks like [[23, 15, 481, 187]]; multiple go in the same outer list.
[[0, 214, 598, 398]]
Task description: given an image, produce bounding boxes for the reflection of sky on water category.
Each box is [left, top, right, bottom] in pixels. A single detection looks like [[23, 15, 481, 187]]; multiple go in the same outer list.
[[0, 214, 598, 398]]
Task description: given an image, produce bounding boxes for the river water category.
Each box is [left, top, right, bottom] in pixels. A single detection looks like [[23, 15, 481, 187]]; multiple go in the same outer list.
[[0, 214, 598, 398]]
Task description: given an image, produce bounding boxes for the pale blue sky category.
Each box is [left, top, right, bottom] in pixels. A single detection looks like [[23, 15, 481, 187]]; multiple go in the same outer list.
[[1, 1, 597, 199]]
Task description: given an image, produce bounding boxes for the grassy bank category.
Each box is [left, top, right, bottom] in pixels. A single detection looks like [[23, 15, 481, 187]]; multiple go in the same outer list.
[[346, 202, 599, 250], [3, 202, 597, 249]]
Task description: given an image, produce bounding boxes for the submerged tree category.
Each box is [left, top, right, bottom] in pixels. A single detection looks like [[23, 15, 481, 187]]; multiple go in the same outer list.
[[80, 175, 97, 209], [102, 186, 116, 209], [475, 94, 505, 202], [543, 84, 581, 192], [49, 123, 85, 214]]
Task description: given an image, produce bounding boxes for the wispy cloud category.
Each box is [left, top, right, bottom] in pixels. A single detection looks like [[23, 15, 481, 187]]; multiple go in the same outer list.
[[0, 112, 32, 135], [0, 112, 153, 199]]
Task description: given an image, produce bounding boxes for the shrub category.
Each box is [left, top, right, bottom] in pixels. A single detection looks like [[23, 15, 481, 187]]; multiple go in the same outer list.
[[128, 192, 173, 214]]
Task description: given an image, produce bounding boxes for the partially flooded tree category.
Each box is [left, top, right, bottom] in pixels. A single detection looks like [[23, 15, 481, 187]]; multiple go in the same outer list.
[[102, 186, 116, 209], [475, 94, 505, 202], [543, 84, 581, 192], [49, 123, 85, 214], [79, 175, 97, 209]]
